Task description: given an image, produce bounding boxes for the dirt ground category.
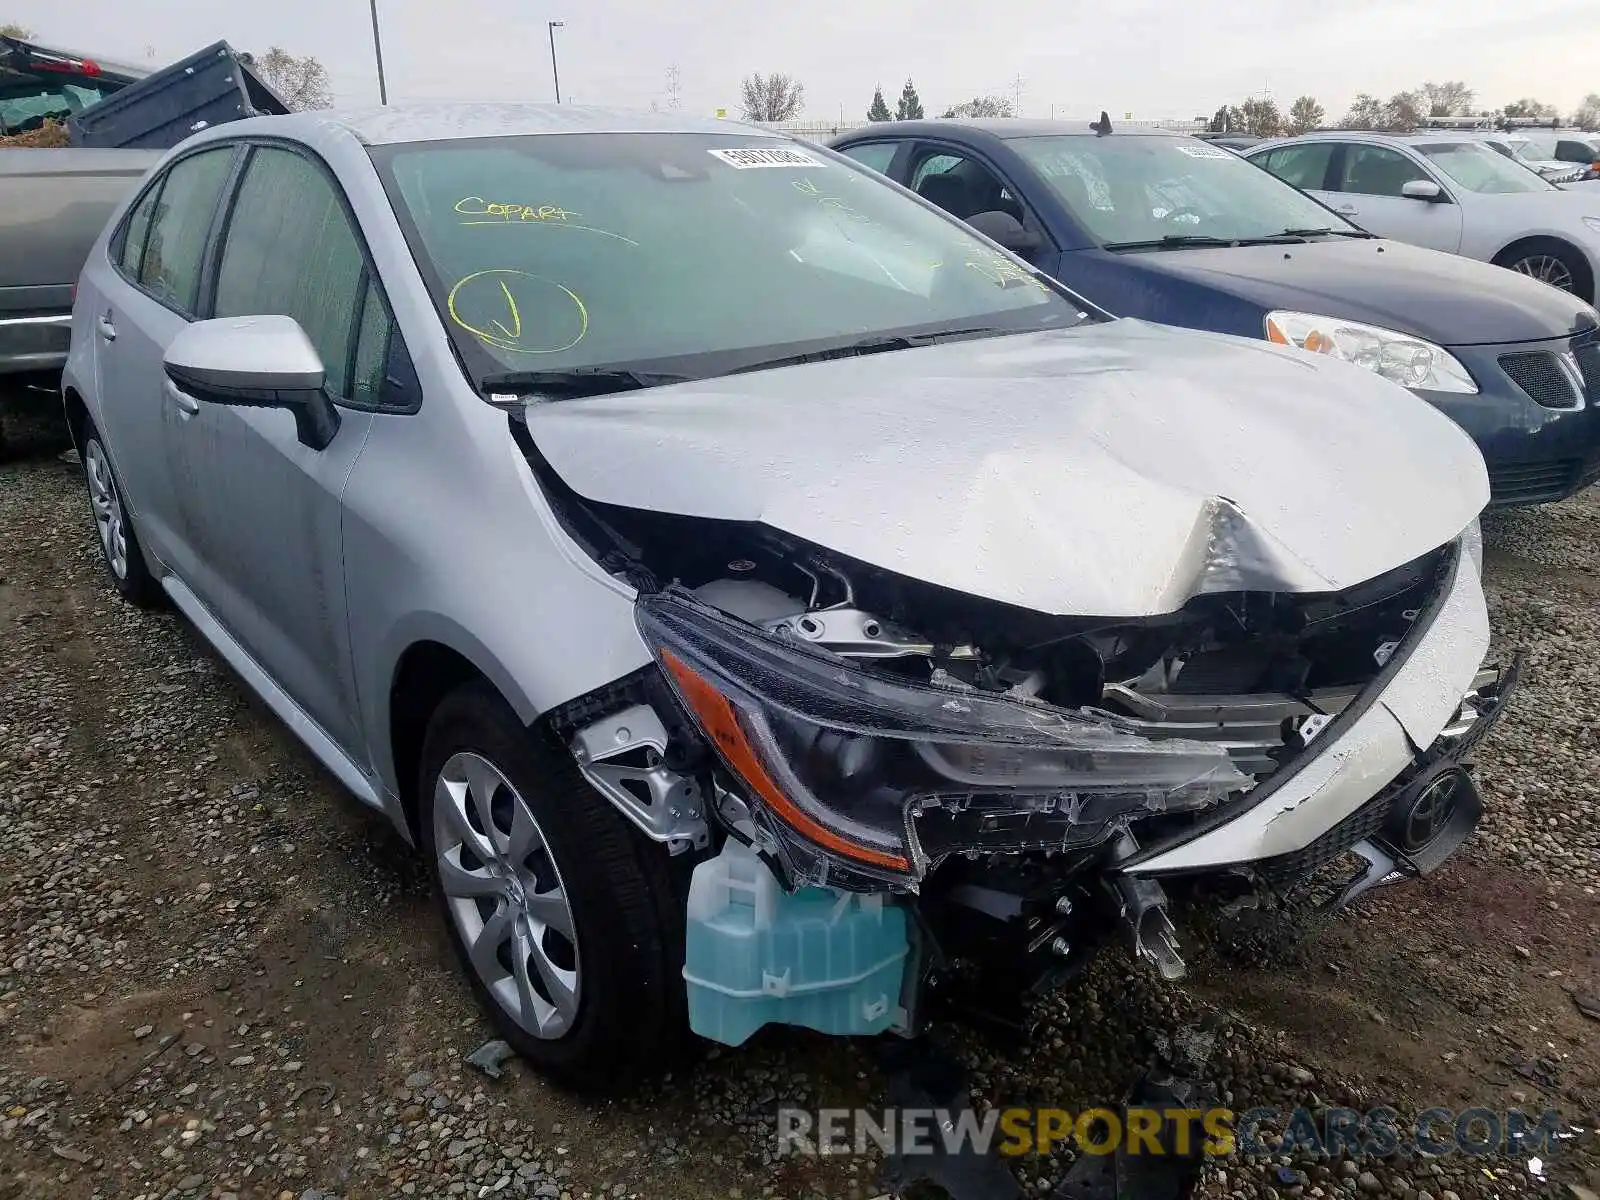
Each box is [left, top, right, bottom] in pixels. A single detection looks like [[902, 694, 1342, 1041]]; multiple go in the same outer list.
[[1, 408, 1598, 1200]]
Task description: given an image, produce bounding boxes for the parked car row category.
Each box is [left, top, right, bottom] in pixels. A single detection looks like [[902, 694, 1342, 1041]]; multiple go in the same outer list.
[[831, 118, 1600, 505], [63, 102, 1520, 1089]]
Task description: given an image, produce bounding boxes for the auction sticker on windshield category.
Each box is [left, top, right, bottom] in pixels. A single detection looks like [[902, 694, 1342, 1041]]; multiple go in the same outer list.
[[709, 146, 824, 168], [1176, 144, 1233, 159]]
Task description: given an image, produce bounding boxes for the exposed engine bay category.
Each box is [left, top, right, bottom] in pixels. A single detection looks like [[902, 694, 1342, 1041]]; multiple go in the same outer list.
[[521, 422, 1511, 1040]]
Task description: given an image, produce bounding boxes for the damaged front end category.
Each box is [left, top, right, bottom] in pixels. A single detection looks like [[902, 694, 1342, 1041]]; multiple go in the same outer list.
[[538, 499, 1517, 1047]]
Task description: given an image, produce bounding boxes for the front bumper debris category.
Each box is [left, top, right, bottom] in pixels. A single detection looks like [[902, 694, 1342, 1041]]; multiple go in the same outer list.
[[1271, 651, 1523, 912], [1123, 540, 1493, 876]]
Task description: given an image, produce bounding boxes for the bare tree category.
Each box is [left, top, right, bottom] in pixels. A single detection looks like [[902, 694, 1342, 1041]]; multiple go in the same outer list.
[[940, 95, 1015, 119], [1239, 96, 1283, 137], [1208, 104, 1245, 134], [1287, 95, 1325, 134], [1342, 93, 1384, 129], [1502, 97, 1558, 120], [1421, 80, 1475, 117], [1574, 93, 1600, 131], [739, 73, 805, 123], [0, 21, 31, 37], [1372, 90, 1423, 131], [251, 46, 333, 111]]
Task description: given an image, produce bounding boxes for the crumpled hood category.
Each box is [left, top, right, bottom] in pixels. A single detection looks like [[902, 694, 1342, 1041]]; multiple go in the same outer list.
[[525, 320, 1489, 618], [1101, 238, 1597, 347]]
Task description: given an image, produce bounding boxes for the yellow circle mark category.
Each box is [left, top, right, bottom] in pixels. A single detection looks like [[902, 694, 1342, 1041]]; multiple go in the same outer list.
[[446, 269, 589, 355]]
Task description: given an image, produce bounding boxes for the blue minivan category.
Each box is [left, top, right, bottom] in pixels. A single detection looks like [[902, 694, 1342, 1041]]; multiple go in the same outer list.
[[830, 119, 1600, 506]]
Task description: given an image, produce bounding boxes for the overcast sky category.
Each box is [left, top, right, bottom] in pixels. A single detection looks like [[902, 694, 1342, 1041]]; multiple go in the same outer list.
[[10, 0, 1596, 123]]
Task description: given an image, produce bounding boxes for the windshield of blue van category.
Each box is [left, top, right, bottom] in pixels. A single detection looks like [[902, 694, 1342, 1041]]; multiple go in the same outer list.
[[1010, 134, 1359, 249], [371, 133, 1092, 392], [1415, 142, 1556, 193]]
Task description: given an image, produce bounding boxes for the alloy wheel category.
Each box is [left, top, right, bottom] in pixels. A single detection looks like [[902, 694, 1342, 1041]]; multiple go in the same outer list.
[[84, 439, 128, 580], [432, 751, 581, 1039], [1511, 254, 1575, 292]]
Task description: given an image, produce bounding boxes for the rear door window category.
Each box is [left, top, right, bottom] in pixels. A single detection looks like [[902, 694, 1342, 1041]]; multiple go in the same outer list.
[[117, 182, 162, 275], [135, 147, 235, 314]]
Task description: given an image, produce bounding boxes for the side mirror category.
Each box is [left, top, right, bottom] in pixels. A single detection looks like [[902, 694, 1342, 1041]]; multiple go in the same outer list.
[[1401, 179, 1445, 202], [966, 209, 1045, 254], [163, 315, 340, 450]]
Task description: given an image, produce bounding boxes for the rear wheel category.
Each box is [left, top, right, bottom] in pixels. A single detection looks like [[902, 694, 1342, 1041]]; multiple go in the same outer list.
[[81, 425, 161, 607], [1496, 239, 1592, 300], [418, 682, 692, 1091]]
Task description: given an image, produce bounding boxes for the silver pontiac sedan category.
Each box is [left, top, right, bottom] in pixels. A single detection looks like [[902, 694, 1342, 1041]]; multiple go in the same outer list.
[[64, 103, 1517, 1091]]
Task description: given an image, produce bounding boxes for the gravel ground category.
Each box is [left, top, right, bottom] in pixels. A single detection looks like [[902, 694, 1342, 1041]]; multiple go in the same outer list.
[[1, 416, 1599, 1200]]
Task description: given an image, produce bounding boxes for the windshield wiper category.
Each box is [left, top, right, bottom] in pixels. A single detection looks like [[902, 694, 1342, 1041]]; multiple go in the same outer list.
[[1276, 226, 1376, 239], [1102, 234, 1238, 251], [728, 326, 1010, 375], [479, 366, 694, 403]]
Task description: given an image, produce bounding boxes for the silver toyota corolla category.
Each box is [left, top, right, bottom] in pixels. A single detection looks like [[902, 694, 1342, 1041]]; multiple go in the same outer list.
[[63, 103, 1518, 1091]]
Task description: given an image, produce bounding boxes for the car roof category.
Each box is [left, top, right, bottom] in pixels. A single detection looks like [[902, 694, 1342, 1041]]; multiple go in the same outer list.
[[210, 102, 786, 148], [837, 117, 1186, 142]]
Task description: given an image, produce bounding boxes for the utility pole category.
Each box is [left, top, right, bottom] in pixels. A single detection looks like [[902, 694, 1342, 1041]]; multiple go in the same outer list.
[[665, 63, 682, 110], [1011, 73, 1025, 116], [547, 20, 564, 104], [368, 0, 389, 104]]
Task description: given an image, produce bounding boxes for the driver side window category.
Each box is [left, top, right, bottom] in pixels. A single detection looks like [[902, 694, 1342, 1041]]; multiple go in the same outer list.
[[906, 150, 1024, 225]]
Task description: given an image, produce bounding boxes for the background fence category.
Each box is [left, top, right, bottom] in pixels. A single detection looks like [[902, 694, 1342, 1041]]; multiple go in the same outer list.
[[754, 117, 1208, 143]]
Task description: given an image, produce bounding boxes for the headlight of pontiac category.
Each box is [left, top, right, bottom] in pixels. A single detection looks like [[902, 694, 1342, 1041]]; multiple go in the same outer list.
[[1266, 311, 1479, 394], [637, 589, 1249, 889]]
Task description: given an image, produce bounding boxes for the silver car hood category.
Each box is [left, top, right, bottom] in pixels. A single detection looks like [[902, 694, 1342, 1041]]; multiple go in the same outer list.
[[526, 321, 1489, 618]]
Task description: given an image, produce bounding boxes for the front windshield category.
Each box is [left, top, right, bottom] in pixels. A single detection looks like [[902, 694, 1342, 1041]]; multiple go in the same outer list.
[[371, 133, 1088, 387], [1009, 134, 1356, 248], [1415, 142, 1556, 193]]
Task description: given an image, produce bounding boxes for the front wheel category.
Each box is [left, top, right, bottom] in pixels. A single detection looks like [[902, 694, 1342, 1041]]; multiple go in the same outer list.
[[418, 682, 693, 1091]]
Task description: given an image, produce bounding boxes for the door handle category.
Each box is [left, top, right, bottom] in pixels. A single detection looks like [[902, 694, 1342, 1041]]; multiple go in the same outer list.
[[163, 379, 201, 416], [96, 315, 117, 342], [1334, 205, 1358, 216]]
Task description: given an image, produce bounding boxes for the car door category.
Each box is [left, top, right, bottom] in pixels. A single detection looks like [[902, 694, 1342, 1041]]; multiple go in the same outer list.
[[91, 145, 239, 579], [1324, 143, 1464, 252], [169, 141, 401, 757]]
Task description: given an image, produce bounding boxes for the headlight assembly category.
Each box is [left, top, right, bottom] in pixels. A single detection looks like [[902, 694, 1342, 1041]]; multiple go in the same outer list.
[[1266, 311, 1479, 394], [636, 590, 1249, 889]]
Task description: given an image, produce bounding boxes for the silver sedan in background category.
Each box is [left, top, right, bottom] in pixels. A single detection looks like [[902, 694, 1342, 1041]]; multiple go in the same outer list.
[[1248, 131, 1600, 297]]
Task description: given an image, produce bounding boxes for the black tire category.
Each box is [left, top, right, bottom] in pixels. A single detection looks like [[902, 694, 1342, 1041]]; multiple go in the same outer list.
[[79, 423, 162, 608], [418, 681, 693, 1092], [1495, 238, 1594, 301]]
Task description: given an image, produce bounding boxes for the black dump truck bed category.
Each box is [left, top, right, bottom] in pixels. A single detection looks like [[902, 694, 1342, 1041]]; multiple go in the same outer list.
[[66, 40, 291, 149]]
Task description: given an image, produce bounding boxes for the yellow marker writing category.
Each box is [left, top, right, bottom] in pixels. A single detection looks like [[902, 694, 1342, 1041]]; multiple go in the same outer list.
[[455, 196, 578, 223], [446, 269, 588, 355]]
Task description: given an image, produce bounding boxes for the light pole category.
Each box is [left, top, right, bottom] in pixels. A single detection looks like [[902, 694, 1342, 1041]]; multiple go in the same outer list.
[[368, 0, 389, 104], [547, 20, 564, 104]]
